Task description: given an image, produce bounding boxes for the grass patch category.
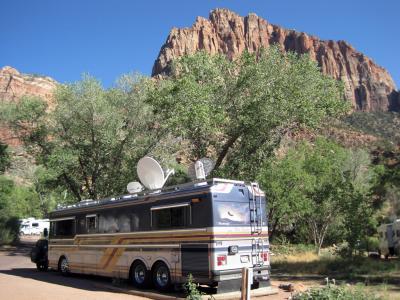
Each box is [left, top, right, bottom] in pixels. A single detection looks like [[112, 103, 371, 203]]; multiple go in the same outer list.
[[293, 282, 385, 300], [271, 245, 400, 280]]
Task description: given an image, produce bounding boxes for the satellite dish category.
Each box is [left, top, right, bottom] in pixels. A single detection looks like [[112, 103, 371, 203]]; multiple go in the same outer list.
[[127, 181, 143, 194], [137, 156, 175, 190], [188, 158, 215, 180]]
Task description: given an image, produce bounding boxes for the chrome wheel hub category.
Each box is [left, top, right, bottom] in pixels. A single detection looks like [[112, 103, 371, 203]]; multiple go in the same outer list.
[[156, 266, 169, 287], [61, 259, 69, 273], [134, 265, 146, 284]]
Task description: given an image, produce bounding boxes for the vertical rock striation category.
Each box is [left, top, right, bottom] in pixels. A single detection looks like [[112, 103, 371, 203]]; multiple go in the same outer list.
[[152, 9, 399, 112]]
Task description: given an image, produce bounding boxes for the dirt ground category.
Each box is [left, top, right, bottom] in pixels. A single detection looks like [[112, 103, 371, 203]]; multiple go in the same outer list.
[[0, 238, 298, 300]]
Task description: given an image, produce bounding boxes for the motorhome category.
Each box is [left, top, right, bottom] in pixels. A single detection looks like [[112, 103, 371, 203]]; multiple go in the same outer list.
[[47, 178, 270, 292], [20, 218, 50, 235], [378, 219, 400, 258]]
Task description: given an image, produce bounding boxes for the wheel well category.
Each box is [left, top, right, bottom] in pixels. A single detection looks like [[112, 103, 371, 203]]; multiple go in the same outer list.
[[58, 255, 66, 271]]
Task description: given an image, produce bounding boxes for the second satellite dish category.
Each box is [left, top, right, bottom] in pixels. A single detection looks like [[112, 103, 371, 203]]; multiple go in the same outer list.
[[137, 156, 174, 190], [127, 181, 143, 194], [188, 157, 215, 180]]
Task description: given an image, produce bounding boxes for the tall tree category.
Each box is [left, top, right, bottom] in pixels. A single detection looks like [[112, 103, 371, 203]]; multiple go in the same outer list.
[[259, 138, 378, 255], [148, 46, 349, 180], [1, 75, 157, 201]]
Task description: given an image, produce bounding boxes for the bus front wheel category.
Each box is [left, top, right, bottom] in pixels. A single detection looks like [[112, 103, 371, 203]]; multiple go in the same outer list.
[[59, 257, 70, 276], [152, 262, 171, 292], [130, 260, 150, 289]]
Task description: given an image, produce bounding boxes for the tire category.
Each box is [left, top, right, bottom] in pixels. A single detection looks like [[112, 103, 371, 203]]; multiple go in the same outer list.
[[152, 262, 171, 292], [130, 261, 150, 289], [59, 257, 70, 276], [36, 261, 48, 271]]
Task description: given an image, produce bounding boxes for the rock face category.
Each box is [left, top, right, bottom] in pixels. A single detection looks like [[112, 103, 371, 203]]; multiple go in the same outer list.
[[153, 9, 399, 112], [0, 66, 57, 146]]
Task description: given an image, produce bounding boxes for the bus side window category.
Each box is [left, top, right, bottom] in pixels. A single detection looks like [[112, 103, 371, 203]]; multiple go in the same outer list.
[[99, 213, 119, 233], [131, 214, 140, 231], [86, 215, 97, 234], [152, 205, 188, 229], [52, 219, 75, 237]]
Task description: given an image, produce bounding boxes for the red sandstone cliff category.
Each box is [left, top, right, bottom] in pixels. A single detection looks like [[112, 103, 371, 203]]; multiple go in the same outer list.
[[152, 9, 399, 112], [0, 66, 57, 146]]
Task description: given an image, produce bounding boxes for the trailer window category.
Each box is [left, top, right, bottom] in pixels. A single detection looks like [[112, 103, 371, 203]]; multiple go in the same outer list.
[[32, 223, 39, 228], [152, 205, 189, 229]]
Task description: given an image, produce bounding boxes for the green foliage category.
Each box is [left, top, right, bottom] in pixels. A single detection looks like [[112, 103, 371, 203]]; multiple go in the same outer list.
[[0, 216, 20, 245], [259, 138, 377, 254], [0, 141, 10, 173], [1, 75, 158, 200], [293, 282, 383, 300], [343, 111, 400, 145], [0, 175, 42, 244], [184, 274, 204, 300], [148, 47, 348, 180]]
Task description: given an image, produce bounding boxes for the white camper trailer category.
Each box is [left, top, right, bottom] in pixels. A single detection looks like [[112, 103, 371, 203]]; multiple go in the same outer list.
[[20, 218, 50, 236], [378, 219, 400, 258]]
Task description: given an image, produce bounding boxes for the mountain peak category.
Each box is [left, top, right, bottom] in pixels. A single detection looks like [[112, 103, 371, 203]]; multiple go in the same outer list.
[[152, 8, 399, 112]]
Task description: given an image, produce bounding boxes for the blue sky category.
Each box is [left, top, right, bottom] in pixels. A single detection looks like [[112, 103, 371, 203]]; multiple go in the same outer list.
[[1, 0, 399, 88]]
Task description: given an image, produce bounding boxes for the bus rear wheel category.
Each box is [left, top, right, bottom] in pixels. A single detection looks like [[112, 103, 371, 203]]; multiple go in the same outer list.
[[130, 261, 150, 289], [152, 262, 171, 292]]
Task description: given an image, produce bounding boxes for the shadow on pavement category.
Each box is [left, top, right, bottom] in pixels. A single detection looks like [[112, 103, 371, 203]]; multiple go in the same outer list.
[[0, 267, 124, 294]]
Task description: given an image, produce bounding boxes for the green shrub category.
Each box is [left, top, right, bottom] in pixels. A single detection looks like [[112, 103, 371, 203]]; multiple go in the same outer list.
[[0, 216, 20, 245], [293, 282, 383, 300], [184, 274, 204, 300]]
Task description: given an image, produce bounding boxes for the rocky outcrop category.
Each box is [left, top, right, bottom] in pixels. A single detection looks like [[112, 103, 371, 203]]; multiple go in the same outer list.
[[153, 9, 399, 112], [0, 66, 57, 146]]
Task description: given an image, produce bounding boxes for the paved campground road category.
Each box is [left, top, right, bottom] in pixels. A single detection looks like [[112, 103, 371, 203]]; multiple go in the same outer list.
[[0, 241, 148, 300], [0, 239, 291, 300]]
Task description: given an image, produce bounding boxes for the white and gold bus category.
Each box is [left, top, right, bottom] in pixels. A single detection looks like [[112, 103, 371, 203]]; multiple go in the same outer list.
[[48, 178, 270, 293]]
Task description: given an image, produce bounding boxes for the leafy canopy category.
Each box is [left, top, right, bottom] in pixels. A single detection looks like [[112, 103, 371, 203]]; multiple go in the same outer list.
[[258, 137, 378, 254], [2, 75, 157, 200], [148, 46, 349, 179]]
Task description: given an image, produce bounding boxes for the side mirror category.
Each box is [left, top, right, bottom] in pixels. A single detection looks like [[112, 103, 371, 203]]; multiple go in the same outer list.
[[43, 228, 48, 238]]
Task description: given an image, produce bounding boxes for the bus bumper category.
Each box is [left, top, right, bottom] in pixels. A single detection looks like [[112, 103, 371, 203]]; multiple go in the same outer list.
[[210, 265, 270, 292]]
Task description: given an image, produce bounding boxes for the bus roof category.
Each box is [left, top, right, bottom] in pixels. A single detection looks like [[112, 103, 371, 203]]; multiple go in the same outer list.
[[51, 178, 246, 216]]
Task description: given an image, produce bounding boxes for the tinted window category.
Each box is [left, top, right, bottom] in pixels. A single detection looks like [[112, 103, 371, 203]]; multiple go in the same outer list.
[[32, 223, 39, 227], [98, 211, 131, 233], [152, 206, 188, 229], [51, 219, 75, 237], [86, 216, 97, 233]]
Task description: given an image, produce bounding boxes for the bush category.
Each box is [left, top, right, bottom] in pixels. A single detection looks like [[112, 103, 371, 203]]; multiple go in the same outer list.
[[293, 282, 383, 300], [0, 216, 20, 245], [184, 274, 204, 300]]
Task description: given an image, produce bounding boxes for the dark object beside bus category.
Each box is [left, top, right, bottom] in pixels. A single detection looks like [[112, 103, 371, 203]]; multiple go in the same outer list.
[[31, 239, 49, 271]]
